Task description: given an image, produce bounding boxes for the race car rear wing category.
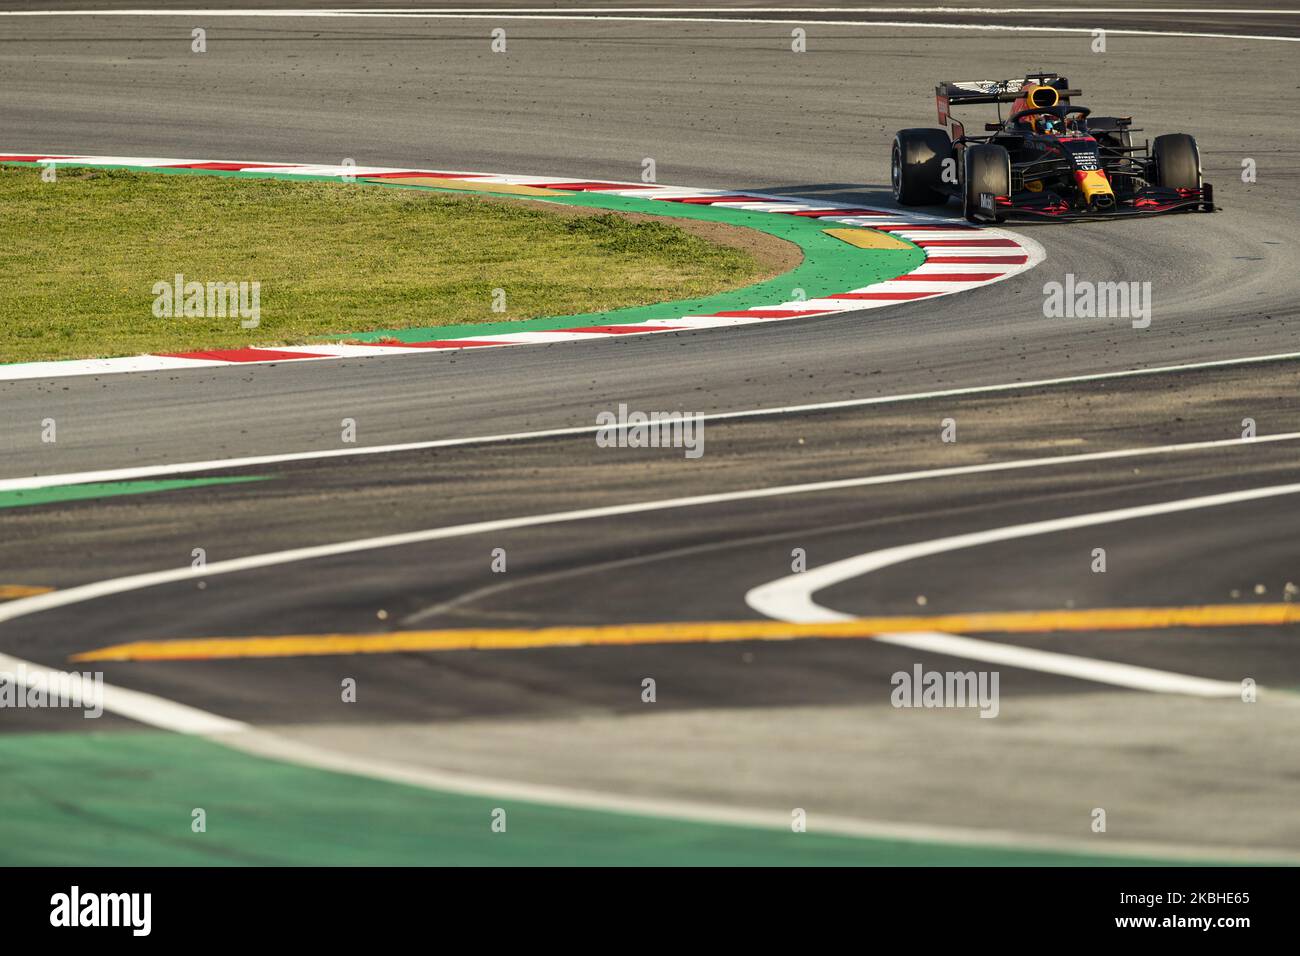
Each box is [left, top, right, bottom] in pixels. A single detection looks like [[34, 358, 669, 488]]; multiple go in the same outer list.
[[937, 74, 1077, 105], [937, 79, 1029, 107], [936, 74, 1080, 132]]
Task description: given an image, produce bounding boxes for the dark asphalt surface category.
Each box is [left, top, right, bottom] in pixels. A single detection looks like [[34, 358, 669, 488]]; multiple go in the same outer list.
[[1, 8, 1297, 473], [2, 5, 1298, 856]]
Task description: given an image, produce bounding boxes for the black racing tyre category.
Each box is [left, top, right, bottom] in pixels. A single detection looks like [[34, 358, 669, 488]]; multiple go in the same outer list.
[[1152, 133, 1201, 190], [891, 128, 951, 206], [962, 143, 1011, 222]]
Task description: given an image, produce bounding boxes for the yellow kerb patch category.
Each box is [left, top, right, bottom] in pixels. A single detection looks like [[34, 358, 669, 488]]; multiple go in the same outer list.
[[822, 228, 914, 250]]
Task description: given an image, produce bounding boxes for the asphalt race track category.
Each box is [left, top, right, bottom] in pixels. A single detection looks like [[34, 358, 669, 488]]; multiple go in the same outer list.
[[2, 3, 1299, 865]]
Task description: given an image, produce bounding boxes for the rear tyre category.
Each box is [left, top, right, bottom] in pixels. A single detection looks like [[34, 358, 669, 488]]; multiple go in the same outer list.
[[1086, 118, 1132, 151], [1152, 133, 1201, 190], [962, 143, 1011, 222], [891, 128, 951, 206]]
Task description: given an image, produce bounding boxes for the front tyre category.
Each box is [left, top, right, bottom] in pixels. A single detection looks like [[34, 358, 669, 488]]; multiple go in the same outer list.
[[1152, 133, 1202, 190], [962, 143, 1011, 223], [892, 128, 951, 206]]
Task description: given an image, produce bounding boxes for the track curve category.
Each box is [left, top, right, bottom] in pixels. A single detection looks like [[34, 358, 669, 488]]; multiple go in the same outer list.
[[2, 5, 1298, 865]]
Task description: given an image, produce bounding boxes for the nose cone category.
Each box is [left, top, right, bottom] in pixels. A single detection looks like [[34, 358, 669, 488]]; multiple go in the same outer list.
[[1074, 169, 1115, 209]]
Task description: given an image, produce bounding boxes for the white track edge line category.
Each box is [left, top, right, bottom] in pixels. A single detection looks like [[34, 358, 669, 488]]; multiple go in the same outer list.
[[4, 349, 1298, 491], [7, 446, 1300, 861], [745, 483, 1300, 696], [5, 432, 1298, 626], [0, 11, 1295, 43]]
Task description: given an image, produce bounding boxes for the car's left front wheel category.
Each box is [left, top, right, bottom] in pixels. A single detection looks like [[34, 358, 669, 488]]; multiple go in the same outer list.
[[962, 143, 1011, 223]]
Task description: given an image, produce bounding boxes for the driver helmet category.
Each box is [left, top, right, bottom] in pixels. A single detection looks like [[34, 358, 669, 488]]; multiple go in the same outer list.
[[1037, 114, 1065, 136]]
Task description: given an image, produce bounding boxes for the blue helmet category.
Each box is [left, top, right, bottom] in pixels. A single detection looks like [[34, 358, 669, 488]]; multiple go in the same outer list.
[[1038, 115, 1065, 136]]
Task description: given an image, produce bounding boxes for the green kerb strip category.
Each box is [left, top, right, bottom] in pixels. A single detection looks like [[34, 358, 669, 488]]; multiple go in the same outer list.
[[0, 476, 268, 509], [0, 731, 1211, 866]]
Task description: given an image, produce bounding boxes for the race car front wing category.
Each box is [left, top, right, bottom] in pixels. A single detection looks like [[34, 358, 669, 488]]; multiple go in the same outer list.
[[972, 184, 1216, 223]]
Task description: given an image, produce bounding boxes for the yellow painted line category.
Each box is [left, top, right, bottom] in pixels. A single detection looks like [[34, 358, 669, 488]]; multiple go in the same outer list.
[[0, 584, 53, 600], [70, 603, 1300, 662], [363, 176, 570, 197], [822, 227, 914, 251]]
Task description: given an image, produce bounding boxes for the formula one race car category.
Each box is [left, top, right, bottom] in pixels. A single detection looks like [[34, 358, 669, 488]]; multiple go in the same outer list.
[[890, 72, 1216, 222]]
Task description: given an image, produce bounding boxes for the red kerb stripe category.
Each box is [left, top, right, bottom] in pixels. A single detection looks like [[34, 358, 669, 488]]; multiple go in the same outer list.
[[398, 340, 506, 349], [561, 325, 682, 334], [157, 348, 331, 362], [924, 255, 1028, 264], [831, 291, 941, 300], [787, 209, 892, 218], [658, 195, 760, 204], [916, 238, 1018, 247], [708, 309, 830, 318], [536, 182, 653, 191], [892, 272, 1003, 281], [362, 171, 490, 180]]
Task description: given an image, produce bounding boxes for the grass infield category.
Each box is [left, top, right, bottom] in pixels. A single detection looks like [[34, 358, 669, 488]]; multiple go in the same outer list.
[[1, 165, 779, 363]]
